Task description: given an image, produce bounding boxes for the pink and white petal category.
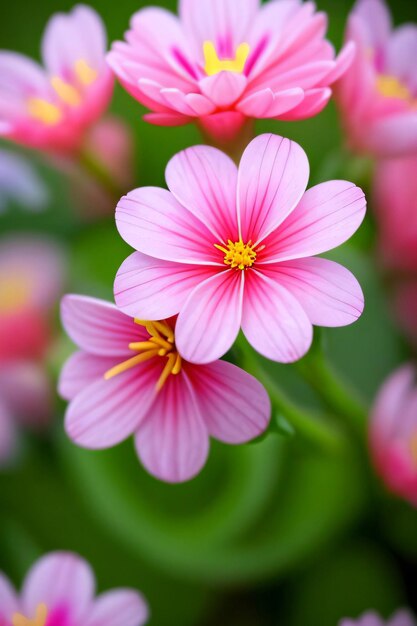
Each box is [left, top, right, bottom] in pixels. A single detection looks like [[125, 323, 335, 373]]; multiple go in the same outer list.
[[175, 269, 244, 364], [261, 181, 366, 262], [352, 0, 392, 50], [58, 351, 119, 401], [160, 88, 200, 116], [22, 552, 95, 620], [114, 251, 216, 320], [0, 52, 49, 99], [237, 134, 310, 244], [188, 360, 271, 443], [86, 590, 149, 626], [199, 72, 247, 108], [165, 145, 239, 242], [386, 25, 417, 91], [278, 87, 331, 121], [237, 87, 304, 118], [65, 360, 160, 449], [264, 257, 364, 327], [0, 573, 19, 619], [135, 371, 209, 483], [242, 269, 313, 363], [116, 187, 219, 265], [61, 295, 140, 356]]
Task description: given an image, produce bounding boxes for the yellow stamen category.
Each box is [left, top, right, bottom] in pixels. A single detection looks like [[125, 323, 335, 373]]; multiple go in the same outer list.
[[215, 239, 257, 270], [104, 350, 159, 380], [156, 352, 177, 391], [0, 274, 30, 314], [376, 74, 412, 101], [74, 58, 98, 85], [27, 97, 62, 125], [51, 76, 81, 106], [172, 352, 182, 375], [12, 603, 48, 626], [128, 341, 162, 352], [203, 41, 250, 76]]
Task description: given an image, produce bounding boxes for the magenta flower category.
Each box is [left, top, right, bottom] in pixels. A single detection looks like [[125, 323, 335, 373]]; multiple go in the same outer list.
[[335, 0, 417, 157], [114, 134, 366, 365], [0, 551, 148, 626], [340, 610, 416, 626], [0, 5, 113, 154], [369, 365, 417, 507], [59, 295, 271, 483], [107, 0, 353, 143]]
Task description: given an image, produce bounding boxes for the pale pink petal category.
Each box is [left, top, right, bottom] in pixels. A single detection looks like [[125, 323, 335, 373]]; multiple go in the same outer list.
[[386, 26, 417, 91], [324, 41, 356, 84], [389, 610, 417, 626], [237, 87, 304, 118], [0, 572, 19, 619], [371, 365, 415, 439], [65, 360, 160, 449], [188, 360, 270, 443], [22, 552, 95, 619], [199, 72, 247, 108], [0, 52, 50, 100], [86, 590, 149, 626], [279, 87, 331, 121], [160, 88, 200, 116], [352, 0, 392, 50], [165, 145, 239, 242], [61, 295, 141, 356], [114, 252, 215, 320], [175, 270, 244, 364], [116, 187, 220, 265], [135, 371, 209, 483], [242, 269, 313, 362], [237, 134, 309, 244], [366, 114, 417, 158], [58, 351, 118, 401], [260, 181, 366, 263], [265, 257, 364, 327]]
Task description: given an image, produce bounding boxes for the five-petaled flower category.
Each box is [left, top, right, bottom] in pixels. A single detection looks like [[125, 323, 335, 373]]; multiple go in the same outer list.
[[0, 5, 113, 154], [107, 0, 354, 144], [59, 295, 271, 483], [335, 0, 417, 157], [114, 134, 366, 365], [0, 551, 148, 626]]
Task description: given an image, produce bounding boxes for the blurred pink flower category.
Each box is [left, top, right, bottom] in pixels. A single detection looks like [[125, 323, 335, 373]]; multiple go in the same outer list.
[[108, 0, 353, 144], [114, 134, 366, 365], [0, 149, 48, 213], [340, 609, 416, 626], [0, 5, 114, 154], [0, 551, 149, 626], [369, 365, 417, 507], [59, 295, 271, 483], [335, 0, 417, 157]]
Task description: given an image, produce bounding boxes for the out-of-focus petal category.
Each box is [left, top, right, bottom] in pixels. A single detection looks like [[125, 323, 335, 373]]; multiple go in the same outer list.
[[86, 589, 149, 626], [0, 572, 19, 619]]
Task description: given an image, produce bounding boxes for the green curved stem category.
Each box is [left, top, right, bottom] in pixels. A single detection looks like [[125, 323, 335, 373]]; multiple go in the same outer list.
[[78, 147, 123, 199]]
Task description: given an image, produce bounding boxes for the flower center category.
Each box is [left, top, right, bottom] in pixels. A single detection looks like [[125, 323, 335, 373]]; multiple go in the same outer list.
[[12, 603, 48, 626], [203, 41, 250, 76], [215, 239, 257, 270], [376, 74, 413, 101], [104, 319, 182, 391], [0, 273, 30, 314], [27, 58, 98, 125]]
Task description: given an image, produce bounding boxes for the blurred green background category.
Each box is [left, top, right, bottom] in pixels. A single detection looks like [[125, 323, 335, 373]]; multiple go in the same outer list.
[[1, 1, 417, 625]]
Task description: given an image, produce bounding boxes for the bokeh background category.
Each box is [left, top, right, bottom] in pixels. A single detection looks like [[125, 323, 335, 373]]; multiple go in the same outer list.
[[1, 1, 417, 624]]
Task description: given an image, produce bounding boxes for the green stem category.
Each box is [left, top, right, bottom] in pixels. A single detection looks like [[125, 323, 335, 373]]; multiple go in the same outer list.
[[78, 147, 123, 199], [235, 335, 345, 453]]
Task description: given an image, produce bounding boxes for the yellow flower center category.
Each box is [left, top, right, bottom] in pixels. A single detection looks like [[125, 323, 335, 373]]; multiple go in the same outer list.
[[376, 74, 413, 101], [104, 319, 182, 392], [27, 58, 97, 125], [214, 239, 257, 270], [0, 273, 30, 314], [203, 41, 250, 76], [12, 603, 48, 626]]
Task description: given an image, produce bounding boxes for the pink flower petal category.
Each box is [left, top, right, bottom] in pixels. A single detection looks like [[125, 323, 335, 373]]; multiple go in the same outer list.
[[0, 572, 19, 620], [65, 360, 160, 449], [366, 113, 417, 158], [114, 251, 216, 320], [237, 87, 304, 118], [386, 26, 417, 92], [58, 351, 119, 401], [260, 180, 366, 262], [198, 110, 247, 142], [242, 269, 313, 362], [116, 187, 220, 265], [86, 590, 149, 626], [371, 365, 416, 439], [22, 552, 95, 619], [199, 72, 248, 108], [61, 295, 141, 356], [323, 41, 356, 84], [352, 0, 392, 50], [265, 257, 364, 327], [237, 134, 309, 244], [175, 270, 244, 364], [165, 145, 239, 242], [279, 87, 331, 121], [135, 371, 209, 483], [389, 609, 417, 626], [188, 360, 270, 443]]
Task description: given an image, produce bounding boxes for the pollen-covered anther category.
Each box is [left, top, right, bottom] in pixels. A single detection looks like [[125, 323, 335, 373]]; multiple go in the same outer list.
[[215, 239, 258, 270], [203, 41, 250, 76], [12, 603, 48, 626]]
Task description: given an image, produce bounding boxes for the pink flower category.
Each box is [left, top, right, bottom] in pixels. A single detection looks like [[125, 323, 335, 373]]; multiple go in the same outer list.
[[339, 610, 416, 626], [114, 134, 366, 365], [335, 0, 417, 157], [59, 295, 271, 483], [107, 0, 353, 143], [0, 149, 48, 213], [0, 551, 149, 626], [0, 5, 114, 154], [369, 365, 417, 507]]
